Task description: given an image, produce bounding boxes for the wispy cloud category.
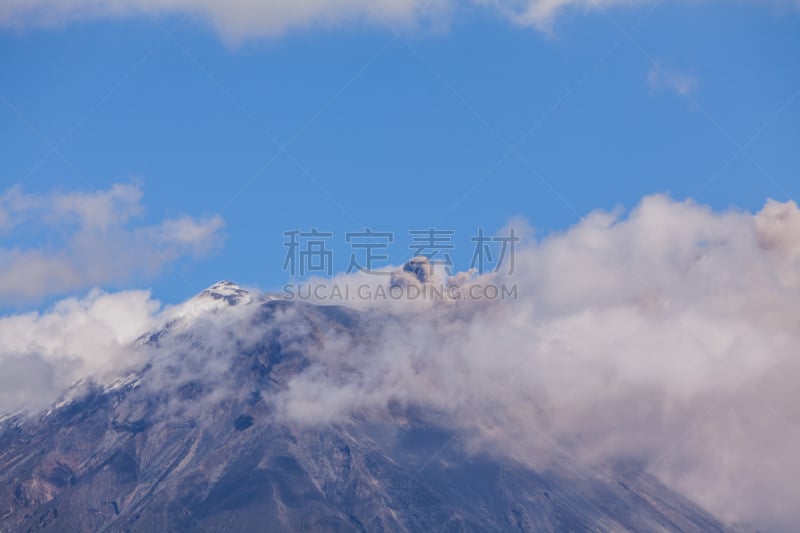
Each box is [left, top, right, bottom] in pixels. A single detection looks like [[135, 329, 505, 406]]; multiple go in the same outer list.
[[1, 1, 798, 41], [0, 182, 225, 304], [647, 61, 699, 97]]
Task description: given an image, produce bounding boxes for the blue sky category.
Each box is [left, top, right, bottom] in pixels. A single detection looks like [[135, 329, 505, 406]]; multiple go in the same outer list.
[[1, 0, 798, 310]]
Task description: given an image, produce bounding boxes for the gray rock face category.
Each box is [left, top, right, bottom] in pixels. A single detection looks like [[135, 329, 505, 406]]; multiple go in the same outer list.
[[0, 284, 733, 532], [390, 256, 435, 288]]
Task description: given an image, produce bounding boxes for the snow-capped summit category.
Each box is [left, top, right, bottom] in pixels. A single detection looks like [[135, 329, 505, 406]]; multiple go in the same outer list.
[[200, 280, 251, 305], [137, 281, 288, 344], [165, 280, 254, 323]]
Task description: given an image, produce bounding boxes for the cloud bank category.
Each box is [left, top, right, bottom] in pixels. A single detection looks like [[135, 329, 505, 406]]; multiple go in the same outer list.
[[1, 194, 799, 530], [0, 289, 161, 414], [1, 0, 798, 41], [276, 195, 800, 531], [0, 182, 224, 304]]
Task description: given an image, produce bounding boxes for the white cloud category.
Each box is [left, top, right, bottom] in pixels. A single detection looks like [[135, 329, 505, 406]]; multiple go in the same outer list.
[[0, 0, 450, 41], [0, 182, 225, 304], [1, 0, 797, 41], [0, 289, 161, 414], [755, 198, 800, 258], [2, 193, 800, 530], [141, 214, 225, 257], [273, 195, 800, 531]]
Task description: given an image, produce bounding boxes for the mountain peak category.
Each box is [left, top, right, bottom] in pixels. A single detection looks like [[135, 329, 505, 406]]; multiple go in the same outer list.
[[206, 279, 244, 292], [185, 280, 251, 311], [200, 280, 250, 304]]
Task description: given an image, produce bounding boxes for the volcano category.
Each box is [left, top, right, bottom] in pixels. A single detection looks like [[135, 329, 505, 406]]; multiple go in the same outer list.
[[0, 281, 733, 532]]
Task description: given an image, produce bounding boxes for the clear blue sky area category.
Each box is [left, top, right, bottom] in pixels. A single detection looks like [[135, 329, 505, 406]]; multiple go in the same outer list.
[[1, 1, 798, 307]]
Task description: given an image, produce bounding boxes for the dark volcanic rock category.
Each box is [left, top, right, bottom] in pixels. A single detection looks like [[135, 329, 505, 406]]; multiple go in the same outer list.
[[0, 283, 734, 532], [234, 415, 254, 431]]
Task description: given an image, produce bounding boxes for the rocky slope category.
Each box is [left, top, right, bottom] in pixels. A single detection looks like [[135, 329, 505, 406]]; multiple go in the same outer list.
[[0, 282, 733, 532]]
